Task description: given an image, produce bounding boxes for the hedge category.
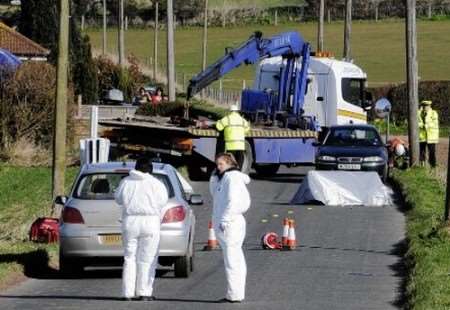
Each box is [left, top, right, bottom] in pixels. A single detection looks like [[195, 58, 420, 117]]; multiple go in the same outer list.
[[370, 81, 450, 126]]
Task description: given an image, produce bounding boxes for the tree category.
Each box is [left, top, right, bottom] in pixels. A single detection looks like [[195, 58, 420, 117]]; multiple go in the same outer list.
[[19, 0, 98, 104]]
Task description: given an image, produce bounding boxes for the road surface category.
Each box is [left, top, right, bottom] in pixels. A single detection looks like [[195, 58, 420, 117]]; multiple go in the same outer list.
[[0, 167, 405, 310]]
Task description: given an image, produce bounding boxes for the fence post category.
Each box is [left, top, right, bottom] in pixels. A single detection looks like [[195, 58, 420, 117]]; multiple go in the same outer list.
[[445, 137, 450, 222], [219, 79, 223, 103], [77, 95, 82, 118], [183, 73, 186, 91]]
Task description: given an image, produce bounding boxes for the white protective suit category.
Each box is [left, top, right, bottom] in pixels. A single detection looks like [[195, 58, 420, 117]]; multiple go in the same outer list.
[[115, 169, 168, 298], [209, 169, 251, 301]]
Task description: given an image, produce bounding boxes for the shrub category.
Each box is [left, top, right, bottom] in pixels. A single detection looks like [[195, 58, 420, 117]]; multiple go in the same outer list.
[[95, 55, 153, 102], [0, 62, 75, 155]]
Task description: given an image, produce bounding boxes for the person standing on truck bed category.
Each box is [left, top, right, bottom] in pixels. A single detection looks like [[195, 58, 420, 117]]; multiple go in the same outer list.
[[418, 100, 439, 168], [216, 104, 251, 169]]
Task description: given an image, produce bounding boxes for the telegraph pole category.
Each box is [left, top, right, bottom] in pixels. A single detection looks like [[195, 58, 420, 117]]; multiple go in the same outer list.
[[102, 0, 107, 55], [52, 0, 69, 213], [406, 0, 420, 166], [153, 1, 159, 79], [167, 0, 176, 101], [118, 0, 125, 66], [202, 0, 208, 71], [318, 0, 325, 52], [343, 0, 352, 61]]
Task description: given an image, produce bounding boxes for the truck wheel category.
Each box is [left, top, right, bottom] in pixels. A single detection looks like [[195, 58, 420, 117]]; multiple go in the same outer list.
[[240, 141, 253, 174], [174, 255, 191, 278], [254, 164, 280, 177], [59, 254, 84, 277]]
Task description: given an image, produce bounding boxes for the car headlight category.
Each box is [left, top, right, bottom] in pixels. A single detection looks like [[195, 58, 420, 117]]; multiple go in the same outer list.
[[363, 156, 384, 162], [317, 155, 336, 162]]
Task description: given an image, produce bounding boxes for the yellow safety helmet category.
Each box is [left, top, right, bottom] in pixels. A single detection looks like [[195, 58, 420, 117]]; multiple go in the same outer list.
[[420, 100, 432, 106]]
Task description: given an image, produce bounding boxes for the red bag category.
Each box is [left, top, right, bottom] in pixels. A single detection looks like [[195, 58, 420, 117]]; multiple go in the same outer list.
[[29, 217, 59, 243]]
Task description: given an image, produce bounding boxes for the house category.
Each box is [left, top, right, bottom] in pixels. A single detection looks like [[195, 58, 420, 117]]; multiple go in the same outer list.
[[0, 22, 50, 61]]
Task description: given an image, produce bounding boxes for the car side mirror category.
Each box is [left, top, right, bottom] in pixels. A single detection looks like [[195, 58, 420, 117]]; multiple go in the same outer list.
[[189, 194, 203, 205], [55, 195, 68, 205]]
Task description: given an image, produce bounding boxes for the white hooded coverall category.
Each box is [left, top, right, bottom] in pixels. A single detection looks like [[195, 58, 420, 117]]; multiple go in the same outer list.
[[115, 170, 168, 298], [209, 169, 251, 301]]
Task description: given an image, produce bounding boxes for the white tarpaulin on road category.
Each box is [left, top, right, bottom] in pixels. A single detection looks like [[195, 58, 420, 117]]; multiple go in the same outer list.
[[291, 171, 392, 206]]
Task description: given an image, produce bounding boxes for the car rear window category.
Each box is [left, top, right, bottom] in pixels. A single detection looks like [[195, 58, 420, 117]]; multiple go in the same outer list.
[[73, 172, 174, 200]]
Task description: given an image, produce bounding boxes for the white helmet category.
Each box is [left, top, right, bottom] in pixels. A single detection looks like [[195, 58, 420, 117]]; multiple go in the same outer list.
[[394, 143, 406, 156], [230, 104, 240, 111]]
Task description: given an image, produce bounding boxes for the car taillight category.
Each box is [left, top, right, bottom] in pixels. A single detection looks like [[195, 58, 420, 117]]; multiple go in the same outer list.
[[162, 206, 186, 223], [62, 207, 85, 224]]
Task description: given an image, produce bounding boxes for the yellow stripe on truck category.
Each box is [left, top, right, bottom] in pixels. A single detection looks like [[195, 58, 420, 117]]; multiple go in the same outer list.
[[337, 109, 367, 121]]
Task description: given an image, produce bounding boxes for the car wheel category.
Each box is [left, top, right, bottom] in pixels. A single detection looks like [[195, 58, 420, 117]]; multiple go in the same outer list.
[[240, 141, 253, 175], [174, 255, 191, 278], [59, 253, 84, 277], [382, 165, 389, 183]]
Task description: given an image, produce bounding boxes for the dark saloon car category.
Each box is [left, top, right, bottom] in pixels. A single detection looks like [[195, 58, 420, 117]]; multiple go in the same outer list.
[[315, 125, 388, 182]]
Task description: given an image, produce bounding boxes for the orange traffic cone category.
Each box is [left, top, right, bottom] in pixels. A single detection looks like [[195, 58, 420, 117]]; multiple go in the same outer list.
[[281, 218, 289, 247], [285, 219, 297, 250], [203, 221, 219, 251]]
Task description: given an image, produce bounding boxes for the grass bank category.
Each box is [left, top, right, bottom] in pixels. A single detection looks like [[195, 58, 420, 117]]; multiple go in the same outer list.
[[0, 165, 78, 289], [392, 167, 450, 309]]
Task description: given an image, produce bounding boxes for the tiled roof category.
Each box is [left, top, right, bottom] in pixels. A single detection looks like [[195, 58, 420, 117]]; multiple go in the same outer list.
[[0, 22, 50, 57]]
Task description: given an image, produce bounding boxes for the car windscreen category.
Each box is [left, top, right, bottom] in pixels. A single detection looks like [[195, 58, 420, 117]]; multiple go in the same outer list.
[[324, 128, 383, 147], [73, 172, 174, 200]]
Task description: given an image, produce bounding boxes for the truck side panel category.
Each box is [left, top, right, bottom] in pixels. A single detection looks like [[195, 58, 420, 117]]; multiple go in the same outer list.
[[253, 138, 316, 164]]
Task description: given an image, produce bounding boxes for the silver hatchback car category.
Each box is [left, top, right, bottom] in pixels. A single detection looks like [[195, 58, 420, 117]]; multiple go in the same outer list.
[[55, 161, 201, 278]]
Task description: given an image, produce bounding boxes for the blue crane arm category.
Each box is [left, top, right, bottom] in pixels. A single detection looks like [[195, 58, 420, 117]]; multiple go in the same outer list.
[[187, 31, 306, 99]]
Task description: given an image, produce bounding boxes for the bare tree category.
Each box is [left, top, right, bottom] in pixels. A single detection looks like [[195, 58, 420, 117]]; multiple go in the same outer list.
[[343, 0, 352, 61], [406, 0, 420, 166], [118, 0, 125, 66], [52, 0, 70, 212], [153, 0, 159, 79], [167, 0, 176, 101], [103, 0, 107, 55]]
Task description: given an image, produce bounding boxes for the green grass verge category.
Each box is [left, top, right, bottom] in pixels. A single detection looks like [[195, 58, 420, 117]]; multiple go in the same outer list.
[[372, 119, 450, 138], [87, 20, 450, 89], [0, 165, 78, 287], [392, 167, 450, 309]]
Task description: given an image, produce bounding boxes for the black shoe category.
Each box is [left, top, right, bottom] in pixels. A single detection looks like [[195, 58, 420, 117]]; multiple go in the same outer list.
[[121, 297, 133, 301], [216, 298, 242, 303], [139, 296, 155, 301]]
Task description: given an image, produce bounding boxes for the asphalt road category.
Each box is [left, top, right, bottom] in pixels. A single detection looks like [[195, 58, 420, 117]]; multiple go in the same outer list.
[[0, 167, 405, 310]]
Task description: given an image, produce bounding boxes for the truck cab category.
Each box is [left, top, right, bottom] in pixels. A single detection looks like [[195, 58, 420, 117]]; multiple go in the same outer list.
[[254, 55, 370, 129]]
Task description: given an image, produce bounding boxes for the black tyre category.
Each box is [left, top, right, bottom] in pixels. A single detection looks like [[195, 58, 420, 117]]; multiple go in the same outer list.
[[382, 165, 389, 183], [240, 141, 253, 175], [59, 254, 84, 277], [174, 255, 191, 278], [254, 164, 280, 177]]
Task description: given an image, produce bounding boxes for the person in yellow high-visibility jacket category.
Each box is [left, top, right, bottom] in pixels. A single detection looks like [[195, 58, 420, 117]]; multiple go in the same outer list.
[[216, 104, 251, 169], [418, 100, 439, 167]]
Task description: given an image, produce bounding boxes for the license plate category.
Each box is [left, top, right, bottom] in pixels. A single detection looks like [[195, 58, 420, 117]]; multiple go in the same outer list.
[[100, 234, 122, 245], [338, 164, 361, 170]]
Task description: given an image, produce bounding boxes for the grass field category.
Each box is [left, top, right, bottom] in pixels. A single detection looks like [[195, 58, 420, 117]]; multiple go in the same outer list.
[[87, 20, 450, 90], [393, 168, 450, 309], [0, 165, 78, 287]]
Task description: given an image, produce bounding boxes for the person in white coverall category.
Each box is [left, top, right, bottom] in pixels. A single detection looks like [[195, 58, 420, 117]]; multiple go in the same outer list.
[[209, 153, 251, 303], [114, 158, 168, 301]]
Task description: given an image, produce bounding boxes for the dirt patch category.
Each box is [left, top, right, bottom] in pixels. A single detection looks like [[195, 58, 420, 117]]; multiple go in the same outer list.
[[0, 271, 27, 292]]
